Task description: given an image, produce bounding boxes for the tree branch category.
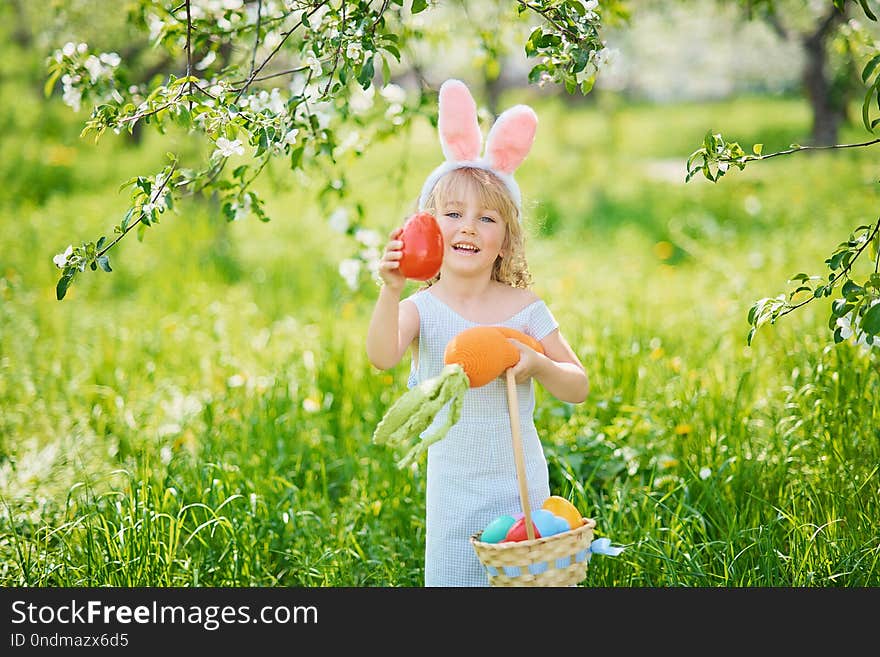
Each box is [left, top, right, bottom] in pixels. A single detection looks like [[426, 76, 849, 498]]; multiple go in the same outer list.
[[233, 1, 330, 104], [185, 0, 193, 113], [97, 161, 179, 259], [250, 0, 264, 80], [777, 217, 880, 318], [753, 137, 880, 161], [517, 0, 581, 43]]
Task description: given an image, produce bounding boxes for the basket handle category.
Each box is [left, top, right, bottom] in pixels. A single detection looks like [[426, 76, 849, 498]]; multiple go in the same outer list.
[[505, 368, 535, 541]]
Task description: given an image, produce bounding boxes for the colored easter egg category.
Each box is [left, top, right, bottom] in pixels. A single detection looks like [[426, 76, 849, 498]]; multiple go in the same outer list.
[[552, 513, 571, 535], [398, 212, 443, 281], [531, 509, 562, 538], [503, 517, 541, 542], [480, 515, 517, 544], [542, 495, 583, 530]]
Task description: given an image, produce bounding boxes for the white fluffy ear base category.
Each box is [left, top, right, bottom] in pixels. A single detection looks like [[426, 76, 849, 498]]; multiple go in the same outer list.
[[484, 105, 538, 174], [438, 79, 482, 162]]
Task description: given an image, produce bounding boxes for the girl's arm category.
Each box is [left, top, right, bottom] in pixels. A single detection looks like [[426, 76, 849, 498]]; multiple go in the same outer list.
[[366, 228, 420, 370], [508, 329, 589, 404], [366, 288, 419, 370]]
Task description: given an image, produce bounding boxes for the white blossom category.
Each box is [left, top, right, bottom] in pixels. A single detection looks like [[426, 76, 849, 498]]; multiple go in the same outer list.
[[339, 258, 361, 290], [355, 228, 381, 248], [62, 42, 76, 57], [195, 50, 217, 70], [147, 14, 166, 41], [380, 83, 406, 104], [284, 128, 300, 145], [85, 55, 103, 81], [248, 88, 286, 115], [53, 245, 73, 269], [305, 55, 323, 77], [346, 41, 363, 62], [213, 137, 245, 158], [349, 85, 374, 114], [385, 102, 403, 118], [328, 208, 350, 233], [836, 300, 880, 350], [62, 85, 82, 112], [100, 52, 121, 67], [232, 193, 252, 221], [334, 130, 361, 156]]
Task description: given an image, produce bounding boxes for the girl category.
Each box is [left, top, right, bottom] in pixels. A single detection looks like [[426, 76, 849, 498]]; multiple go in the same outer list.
[[366, 80, 589, 587]]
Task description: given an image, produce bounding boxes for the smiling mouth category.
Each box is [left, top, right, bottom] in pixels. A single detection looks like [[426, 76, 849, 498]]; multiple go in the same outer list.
[[452, 243, 480, 254]]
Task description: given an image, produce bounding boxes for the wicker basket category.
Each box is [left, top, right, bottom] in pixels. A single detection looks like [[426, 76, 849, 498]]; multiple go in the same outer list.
[[469, 369, 596, 587], [471, 517, 596, 586]]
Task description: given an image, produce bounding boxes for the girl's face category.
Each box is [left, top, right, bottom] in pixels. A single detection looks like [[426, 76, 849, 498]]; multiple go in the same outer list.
[[436, 186, 508, 279]]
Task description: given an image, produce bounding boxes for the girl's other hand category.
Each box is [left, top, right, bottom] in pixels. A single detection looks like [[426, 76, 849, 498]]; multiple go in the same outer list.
[[378, 227, 406, 292]]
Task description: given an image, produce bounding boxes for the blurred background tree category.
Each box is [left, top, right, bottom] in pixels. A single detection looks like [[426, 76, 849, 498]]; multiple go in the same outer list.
[[5, 0, 880, 349]]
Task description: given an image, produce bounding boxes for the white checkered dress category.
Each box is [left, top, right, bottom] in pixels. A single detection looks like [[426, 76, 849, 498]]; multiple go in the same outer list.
[[406, 290, 559, 587]]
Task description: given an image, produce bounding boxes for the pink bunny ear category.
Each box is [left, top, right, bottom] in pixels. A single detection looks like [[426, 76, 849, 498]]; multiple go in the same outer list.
[[438, 79, 482, 162], [484, 105, 538, 174]]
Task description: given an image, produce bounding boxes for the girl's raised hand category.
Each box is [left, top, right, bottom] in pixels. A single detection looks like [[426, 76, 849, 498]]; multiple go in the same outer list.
[[377, 227, 407, 291]]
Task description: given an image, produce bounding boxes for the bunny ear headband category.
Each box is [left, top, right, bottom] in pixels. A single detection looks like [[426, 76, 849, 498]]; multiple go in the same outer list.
[[417, 79, 538, 220]]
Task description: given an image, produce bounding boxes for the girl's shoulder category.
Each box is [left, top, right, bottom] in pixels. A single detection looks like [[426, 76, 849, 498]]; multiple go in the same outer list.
[[494, 282, 541, 307]]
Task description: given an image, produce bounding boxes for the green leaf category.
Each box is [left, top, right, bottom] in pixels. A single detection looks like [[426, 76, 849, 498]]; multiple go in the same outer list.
[[828, 250, 846, 270], [858, 0, 878, 21], [411, 0, 428, 14], [528, 64, 547, 84], [567, 0, 586, 16], [862, 302, 880, 335], [56, 273, 73, 301], [832, 298, 854, 316], [862, 54, 880, 83], [44, 69, 61, 98], [842, 279, 863, 299], [862, 83, 877, 132], [752, 143, 763, 156], [290, 145, 304, 170], [97, 256, 112, 272], [381, 54, 391, 85], [357, 56, 375, 89]]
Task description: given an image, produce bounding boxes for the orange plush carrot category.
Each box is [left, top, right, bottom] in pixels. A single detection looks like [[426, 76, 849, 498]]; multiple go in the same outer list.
[[444, 326, 544, 388], [374, 325, 545, 468]]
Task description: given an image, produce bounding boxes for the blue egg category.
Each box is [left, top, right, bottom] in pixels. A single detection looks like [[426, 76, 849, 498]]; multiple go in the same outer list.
[[552, 514, 571, 535], [531, 509, 561, 538], [480, 515, 517, 543]]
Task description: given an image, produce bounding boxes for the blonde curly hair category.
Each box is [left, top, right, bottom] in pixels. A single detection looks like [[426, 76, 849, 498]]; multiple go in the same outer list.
[[422, 167, 532, 289]]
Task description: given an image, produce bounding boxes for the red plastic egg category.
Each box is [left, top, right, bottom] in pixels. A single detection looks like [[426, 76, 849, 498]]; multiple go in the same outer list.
[[398, 211, 443, 281], [503, 517, 541, 542]]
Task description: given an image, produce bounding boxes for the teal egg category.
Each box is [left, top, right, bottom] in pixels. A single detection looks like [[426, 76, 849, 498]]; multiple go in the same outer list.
[[531, 509, 561, 538], [480, 515, 517, 543]]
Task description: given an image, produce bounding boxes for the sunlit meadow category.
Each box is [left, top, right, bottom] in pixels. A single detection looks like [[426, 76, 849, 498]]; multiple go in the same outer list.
[[1, 51, 879, 587]]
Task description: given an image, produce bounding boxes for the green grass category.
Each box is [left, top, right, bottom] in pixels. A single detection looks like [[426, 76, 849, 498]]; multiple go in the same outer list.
[[1, 75, 879, 586]]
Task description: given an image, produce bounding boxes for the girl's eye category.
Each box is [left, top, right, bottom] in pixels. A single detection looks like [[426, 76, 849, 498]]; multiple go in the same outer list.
[[445, 212, 461, 219], [481, 216, 496, 223]]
